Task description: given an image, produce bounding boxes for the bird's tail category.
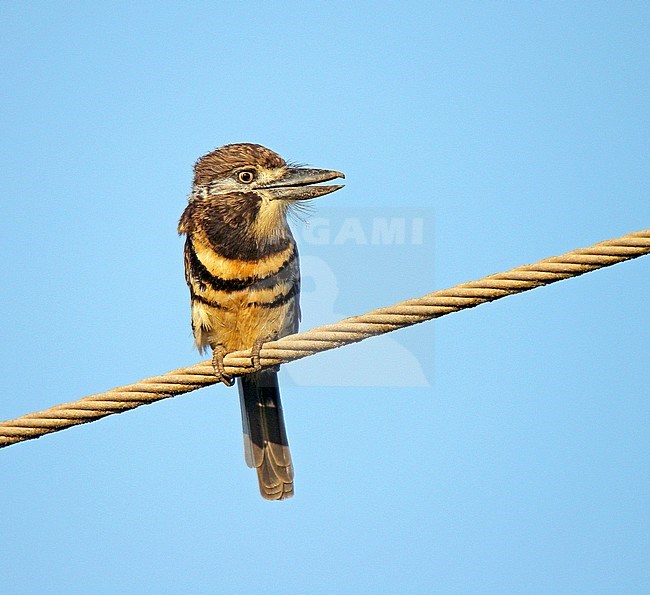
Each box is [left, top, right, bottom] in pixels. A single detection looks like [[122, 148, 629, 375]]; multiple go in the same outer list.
[[237, 369, 294, 500]]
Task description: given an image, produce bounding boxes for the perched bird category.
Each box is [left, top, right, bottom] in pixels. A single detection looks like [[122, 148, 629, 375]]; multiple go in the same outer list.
[[178, 143, 344, 500]]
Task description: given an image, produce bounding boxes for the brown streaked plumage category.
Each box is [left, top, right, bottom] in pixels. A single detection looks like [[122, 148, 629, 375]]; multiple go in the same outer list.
[[179, 143, 344, 500]]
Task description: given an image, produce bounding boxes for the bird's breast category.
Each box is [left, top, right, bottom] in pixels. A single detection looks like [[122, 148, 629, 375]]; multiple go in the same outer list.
[[185, 231, 300, 353]]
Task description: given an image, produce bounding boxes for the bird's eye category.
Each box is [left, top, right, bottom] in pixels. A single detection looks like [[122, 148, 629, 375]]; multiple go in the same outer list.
[[238, 170, 256, 184]]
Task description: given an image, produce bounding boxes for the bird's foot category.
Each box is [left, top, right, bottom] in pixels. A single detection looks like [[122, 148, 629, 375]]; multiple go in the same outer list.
[[210, 343, 234, 387], [250, 335, 276, 373]]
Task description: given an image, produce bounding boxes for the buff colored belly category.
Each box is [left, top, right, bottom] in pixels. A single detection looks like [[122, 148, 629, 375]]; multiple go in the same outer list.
[[191, 294, 294, 353]]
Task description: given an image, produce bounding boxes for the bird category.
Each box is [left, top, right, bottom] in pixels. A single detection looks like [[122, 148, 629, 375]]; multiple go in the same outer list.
[[178, 143, 345, 500]]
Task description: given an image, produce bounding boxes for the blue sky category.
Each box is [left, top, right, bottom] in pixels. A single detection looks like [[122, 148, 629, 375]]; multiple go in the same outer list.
[[1, 1, 648, 592]]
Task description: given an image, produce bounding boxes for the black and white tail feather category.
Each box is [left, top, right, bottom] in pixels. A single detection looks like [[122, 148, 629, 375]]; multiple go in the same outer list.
[[238, 369, 294, 500]]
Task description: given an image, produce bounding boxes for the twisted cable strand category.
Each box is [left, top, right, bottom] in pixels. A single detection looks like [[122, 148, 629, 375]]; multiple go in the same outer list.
[[1, 228, 648, 448]]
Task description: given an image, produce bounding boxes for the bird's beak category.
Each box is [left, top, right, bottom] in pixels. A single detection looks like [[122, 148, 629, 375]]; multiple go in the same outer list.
[[260, 168, 345, 201]]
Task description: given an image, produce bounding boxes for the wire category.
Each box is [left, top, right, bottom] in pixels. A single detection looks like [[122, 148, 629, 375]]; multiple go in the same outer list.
[[1, 228, 648, 448]]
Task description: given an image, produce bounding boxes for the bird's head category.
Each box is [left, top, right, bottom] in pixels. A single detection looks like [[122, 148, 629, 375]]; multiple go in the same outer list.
[[181, 143, 344, 243], [193, 143, 344, 201]]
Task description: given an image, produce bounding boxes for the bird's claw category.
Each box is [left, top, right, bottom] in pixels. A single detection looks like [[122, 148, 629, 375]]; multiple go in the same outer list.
[[250, 335, 279, 373], [211, 344, 234, 387], [250, 338, 265, 373]]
